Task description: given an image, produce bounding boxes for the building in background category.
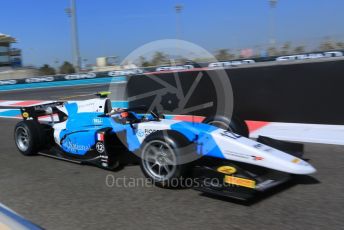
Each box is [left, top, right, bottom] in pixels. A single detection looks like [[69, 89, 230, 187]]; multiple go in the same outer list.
[[0, 33, 40, 80], [0, 33, 22, 69], [0, 33, 16, 68], [10, 48, 22, 67], [93, 56, 138, 72]]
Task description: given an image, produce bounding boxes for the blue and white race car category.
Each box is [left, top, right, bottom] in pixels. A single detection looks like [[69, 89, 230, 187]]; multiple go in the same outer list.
[[11, 93, 316, 200]]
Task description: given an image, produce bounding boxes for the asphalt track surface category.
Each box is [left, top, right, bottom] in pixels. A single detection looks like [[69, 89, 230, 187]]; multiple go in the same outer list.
[[0, 84, 344, 230]]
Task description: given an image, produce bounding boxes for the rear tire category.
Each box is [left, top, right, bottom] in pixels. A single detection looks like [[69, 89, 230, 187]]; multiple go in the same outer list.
[[203, 116, 249, 137], [139, 130, 195, 188], [14, 120, 46, 156]]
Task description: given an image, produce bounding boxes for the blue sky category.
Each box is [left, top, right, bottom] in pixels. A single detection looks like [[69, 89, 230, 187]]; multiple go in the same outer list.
[[1, 0, 344, 67]]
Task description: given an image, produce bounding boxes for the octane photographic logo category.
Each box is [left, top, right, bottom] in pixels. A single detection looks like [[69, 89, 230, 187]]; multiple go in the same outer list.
[[108, 39, 234, 164]]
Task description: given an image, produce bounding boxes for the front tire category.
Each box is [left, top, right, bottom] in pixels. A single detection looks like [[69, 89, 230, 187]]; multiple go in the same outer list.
[[203, 116, 249, 137], [14, 120, 46, 156], [139, 130, 195, 188]]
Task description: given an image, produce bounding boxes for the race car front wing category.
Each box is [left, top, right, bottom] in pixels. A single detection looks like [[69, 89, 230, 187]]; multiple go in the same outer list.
[[192, 136, 304, 201], [193, 164, 291, 201]]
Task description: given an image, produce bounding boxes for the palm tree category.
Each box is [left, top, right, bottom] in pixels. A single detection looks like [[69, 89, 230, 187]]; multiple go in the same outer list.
[[39, 64, 56, 75], [150, 52, 169, 66], [214, 49, 235, 61], [280, 42, 291, 55], [59, 61, 75, 74], [319, 39, 336, 51], [293, 46, 305, 54]]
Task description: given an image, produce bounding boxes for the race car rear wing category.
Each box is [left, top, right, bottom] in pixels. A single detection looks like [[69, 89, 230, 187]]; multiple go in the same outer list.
[[0, 101, 64, 120]]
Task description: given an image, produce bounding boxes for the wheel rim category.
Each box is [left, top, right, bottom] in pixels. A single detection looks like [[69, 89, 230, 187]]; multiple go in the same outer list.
[[142, 140, 177, 181], [15, 127, 30, 152]]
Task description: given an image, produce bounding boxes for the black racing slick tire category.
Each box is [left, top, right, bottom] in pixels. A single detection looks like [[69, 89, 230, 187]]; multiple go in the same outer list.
[[139, 130, 195, 188], [14, 120, 46, 156], [203, 116, 249, 137]]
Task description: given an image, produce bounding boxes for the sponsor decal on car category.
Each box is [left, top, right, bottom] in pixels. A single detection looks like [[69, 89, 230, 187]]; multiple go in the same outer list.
[[97, 133, 105, 141], [253, 143, 274, 153], [137, 129, 158, 138], [137, 129, 145, 137], [96, 142, 105, 153], [253, 143, 264, 149], [224, 151, 264, 161], [217, 166, 237, 174], [224, 151, 251, 159], [224, 175, 256, 189], [292, 158, 301, 164], [65, 141, 90, 152], [22, 112, 29, 118], [220, 130, 241, 139], [93, 118, 103, 125], [144, 129, 157, 136], [252, 156, 264, 161]]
